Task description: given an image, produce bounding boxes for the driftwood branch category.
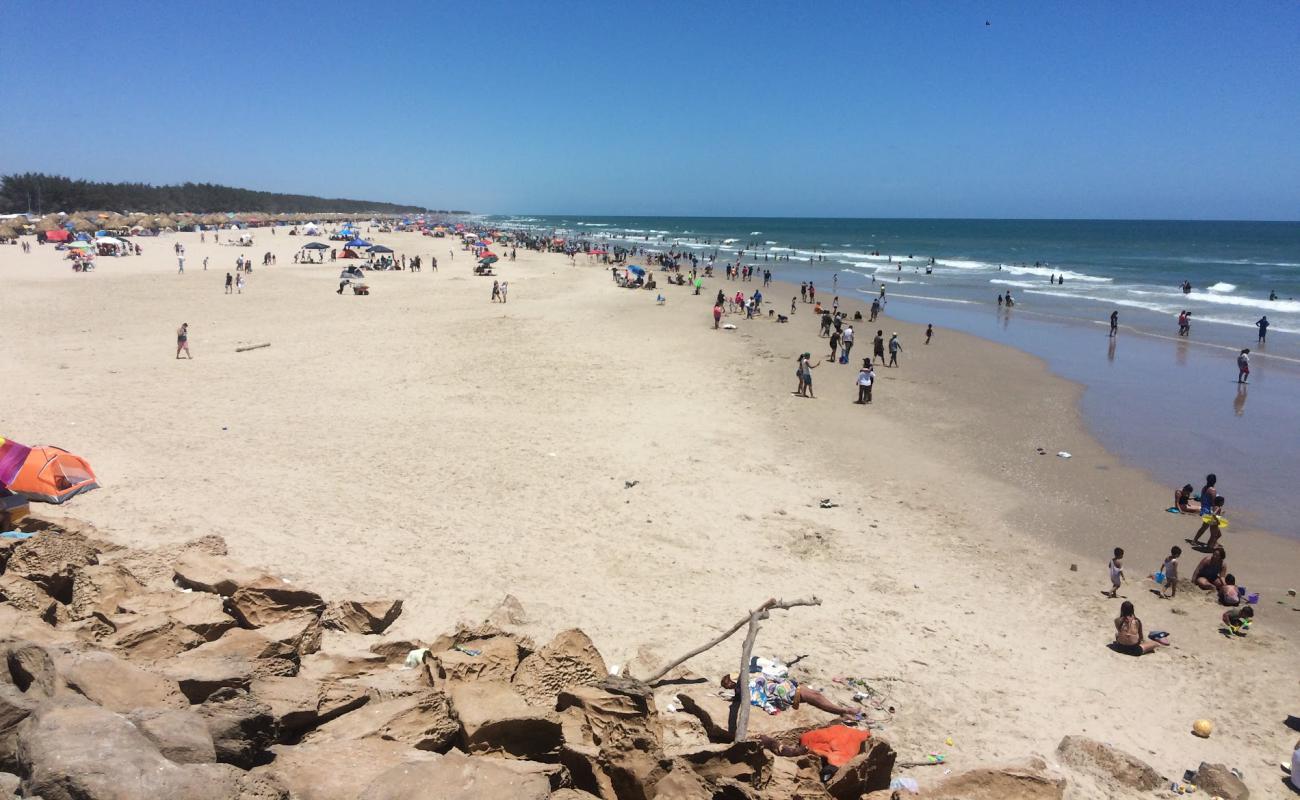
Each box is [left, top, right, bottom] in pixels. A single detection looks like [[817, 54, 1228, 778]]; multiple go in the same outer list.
[[644, 596, 821, 684], [732, 610, 763, 741], [235, 343, 271, 353]]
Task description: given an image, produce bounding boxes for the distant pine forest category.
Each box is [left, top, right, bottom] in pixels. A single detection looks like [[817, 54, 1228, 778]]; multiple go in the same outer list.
[[0, 173, 461, 215]]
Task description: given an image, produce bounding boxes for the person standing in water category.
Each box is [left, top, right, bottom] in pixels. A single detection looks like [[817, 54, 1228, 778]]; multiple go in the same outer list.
[[1109, 310, 1119, 337], [1236, 349, 1250, 384], [1256, 315, 1269, 343]]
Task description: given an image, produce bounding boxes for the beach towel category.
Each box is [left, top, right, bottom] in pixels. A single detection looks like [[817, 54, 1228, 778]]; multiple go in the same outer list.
[[800, 725, 872, 767], [0, 437, 31, 487]]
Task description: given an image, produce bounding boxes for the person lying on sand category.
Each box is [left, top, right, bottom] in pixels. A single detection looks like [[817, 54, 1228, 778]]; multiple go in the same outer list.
[[721, 674, 861, 723], [1113, 601, 1168, 655]]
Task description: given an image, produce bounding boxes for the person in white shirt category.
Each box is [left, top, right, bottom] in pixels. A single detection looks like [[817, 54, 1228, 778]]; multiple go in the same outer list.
[[842, 325, 855, 362], [855, 361, 874, 404]]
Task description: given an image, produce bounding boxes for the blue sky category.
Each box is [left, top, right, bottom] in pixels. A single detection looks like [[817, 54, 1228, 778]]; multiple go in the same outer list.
[[2, 1, 1297, 219]]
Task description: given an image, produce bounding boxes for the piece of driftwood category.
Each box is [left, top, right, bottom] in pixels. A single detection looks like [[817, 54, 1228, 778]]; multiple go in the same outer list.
[[644, 596, 822, 684], [235, 343, 271, 352]]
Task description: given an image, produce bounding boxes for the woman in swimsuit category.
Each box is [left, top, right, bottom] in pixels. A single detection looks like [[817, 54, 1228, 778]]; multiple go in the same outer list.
[[1192, 547, 1228, 590], [175, 323, 191, 360], [1113, 601, 1162, 656]]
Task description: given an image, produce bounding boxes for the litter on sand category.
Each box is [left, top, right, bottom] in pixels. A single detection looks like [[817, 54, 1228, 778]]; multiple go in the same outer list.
[[1057, 451, 1072, 458]]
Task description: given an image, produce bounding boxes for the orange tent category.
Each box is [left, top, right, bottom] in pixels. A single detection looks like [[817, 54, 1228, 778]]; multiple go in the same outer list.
[[5, 446, 99, 504]]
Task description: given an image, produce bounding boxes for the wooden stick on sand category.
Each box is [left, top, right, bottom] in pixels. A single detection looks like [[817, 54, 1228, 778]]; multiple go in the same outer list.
[[235, 343, 271, 352]]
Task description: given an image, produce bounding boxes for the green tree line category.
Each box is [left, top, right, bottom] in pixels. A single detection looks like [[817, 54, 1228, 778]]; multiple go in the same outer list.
[[0, 173, 457, 215]]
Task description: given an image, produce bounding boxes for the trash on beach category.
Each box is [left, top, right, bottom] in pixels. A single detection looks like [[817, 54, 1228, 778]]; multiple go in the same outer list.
[[0, 531, 34, 540], [403, 648, 430, 669], [722, 323, 737, 330], [890, 777, 920, 793], [453, 644, 482, 657], [624, 480, 640, 489], [1192, 719, 1213, 738], [1070, 563, 1078, 571], [1057, 451, 1072, 458], [1288, 589, 1296, 597], [819, 499, 838, 509]]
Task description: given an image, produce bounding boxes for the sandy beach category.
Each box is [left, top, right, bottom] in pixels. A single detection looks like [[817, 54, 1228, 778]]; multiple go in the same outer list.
[[4, 230, 1298, 797]]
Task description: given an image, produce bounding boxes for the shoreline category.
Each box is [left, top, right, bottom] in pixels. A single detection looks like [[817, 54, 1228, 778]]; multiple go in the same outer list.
[[4, 230, 1297, 795]]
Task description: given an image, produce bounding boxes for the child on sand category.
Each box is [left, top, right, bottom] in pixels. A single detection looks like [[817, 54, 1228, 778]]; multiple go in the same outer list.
[[1222, 605, 1253, 636], [1106, 547, 1125, 598], [1217, 574, 1241, 606], [1158, 545, 1181, 598], [925, 324, 933, 344]]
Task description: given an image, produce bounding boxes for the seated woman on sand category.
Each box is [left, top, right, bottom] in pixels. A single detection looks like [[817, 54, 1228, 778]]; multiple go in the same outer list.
[[1173, 484, 1196, 513], [721, 674, 861, 723], [1113, 601, 1168, 655], [1192, 547, 1228, 591]]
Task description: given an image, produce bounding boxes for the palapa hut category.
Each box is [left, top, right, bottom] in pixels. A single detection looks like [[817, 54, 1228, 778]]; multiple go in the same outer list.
[[36, 215, 64, 232], [0, 224, 19, 242], [71, 217, 100, 233]]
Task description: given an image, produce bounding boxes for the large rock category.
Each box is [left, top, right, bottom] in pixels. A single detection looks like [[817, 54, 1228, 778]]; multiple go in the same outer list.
[[172, 551, 270, 597], [195, 687, 278, 768], [435, 635, 526, 684], [57, 649, 188, 712], [320, 599, 403, 634], [162, 627, 300, 702], [1194, 762, 1249, 800], [0, 684, 40, 770], [297, 630, 389, 680], [128, 707, 217, 764], [0, 574, 54, 615], [0, 771, 17, 797], [825, 738, 895, 799], [101, 613, 206, 661], [4, 531, 98, 602], [66, 564, 143, 620], [2, 642, 61, 698], [361, 751, 551, 800], [927, 756, 1066, 800], [679, 740, 771, 788], [451, 681, 563, 760], [252, 739, 437, 800], [227, 577, 324, 628], [1056, 735, 1161, 791], [249, 675, 369, 740], [557, 679, 661, 752], [117, 589, 237, 642], [303, 689, 459, 752], [16, 701, 271, 800], [513, 628, 607, 706], [0, 605, 69, 647]]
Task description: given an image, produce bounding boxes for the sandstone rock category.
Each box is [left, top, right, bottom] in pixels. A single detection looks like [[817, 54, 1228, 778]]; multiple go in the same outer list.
[[927, 756, 1066, 800], [1194, 762, 1249, 800], [172, 551, 269, 597], [368, 636, 428, 664], [0, 684, 40, 770], [513, 628, 607, 706], [117, 589, 237, 642], [451, 681, 563, 760], [16, 702, 261, 800], [646, 761, 713, 799], [162, 627, 300, 701], [66, 564, 143, 620], [227, 577, 324, 628], [128, 707, 217, 764], [304, 689, 458, 752], [296, 630, 388, 680], [679, 740, 771, 788], [2, 643, 60, 698], [0, 770, 18, 797], [556, 680, 661, 753], [1055, 735, 1162, 791], [320, 598, 403, 634], [196, 687, 278, 768], [252, 739, 438, 800], [361, 751, 552, 800], [435, 634, 525, 684], [57, 649, 188, 712], [102, 613, 206, 661], [488, 594, 529, 627], [0, 574, 52, 615], [825, 738, 895, 799], [548, 790, 602, 800], [249, 675, 369, 740], [0, 606, 68, 647], [5, 532, 98, 602]]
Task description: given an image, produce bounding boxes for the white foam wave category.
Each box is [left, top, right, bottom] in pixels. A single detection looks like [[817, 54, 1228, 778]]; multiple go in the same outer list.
[[990, 279, 1045, 288], [938, 258, 997, 270], [1186, 292, 1300, 313], [1206, 282, 1237, 292], [1002, 265, 1111, 283]]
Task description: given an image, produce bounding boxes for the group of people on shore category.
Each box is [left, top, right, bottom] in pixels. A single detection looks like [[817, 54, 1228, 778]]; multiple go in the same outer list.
[[1109, 472, 1257, 656]]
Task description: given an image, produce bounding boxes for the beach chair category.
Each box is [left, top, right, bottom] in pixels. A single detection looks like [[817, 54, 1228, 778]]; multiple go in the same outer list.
[[352, 284, 370, 295]]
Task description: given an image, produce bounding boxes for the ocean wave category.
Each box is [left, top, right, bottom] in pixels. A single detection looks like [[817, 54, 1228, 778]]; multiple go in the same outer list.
[[749, 231, 762, 235], [990, 279, 1046, 288], [1206, 282, 1237, 292], [938, 258, 997, 270], [1001, 265, 1112, 283], [1185, 292, 1300, 313]]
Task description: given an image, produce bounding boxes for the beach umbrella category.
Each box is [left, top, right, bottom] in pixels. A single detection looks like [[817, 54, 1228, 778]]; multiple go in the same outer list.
[[302, 242, 329, 250], [67, 241, 93, 250], [627, 265, 646, 276], [370, 245, 394, 254], [478, 255, 498, 265]]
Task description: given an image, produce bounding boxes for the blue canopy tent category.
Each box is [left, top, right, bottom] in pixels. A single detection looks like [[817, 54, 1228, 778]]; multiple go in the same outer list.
[[370, 245, 394, 254], [345, 238, 372, 249]]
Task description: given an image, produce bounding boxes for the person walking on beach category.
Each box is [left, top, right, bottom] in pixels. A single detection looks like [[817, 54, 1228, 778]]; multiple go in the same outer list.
[[713, 302, 723, 329], [870, 298, 880, 321], [1105, 547, 1125, 598], [1177, 310, 1191, 336], [224, 272, 233, 294], [872, 330, 886, 365], [790, 297, 797, 316], [842, 324, 855, 362], [828, 329, 841, 362], [203, 256, 208, 272], [1109, 310, 1119, 337], [819, 311, 832, 338], [1256, 315, 1269, 343], [235, 273, 245, 294], [887, 333, 902, 367], [855, 360, 874, 404], [1236, 349, 1250, 384], [925, 324, 933, 344], [800, 282, 807, 303], [499, 281, 508, 303], [1158, 545, 1181, 599], [177, 254, 185, 274], [491, 280, 501, 302], [176, 323, 191, 359]]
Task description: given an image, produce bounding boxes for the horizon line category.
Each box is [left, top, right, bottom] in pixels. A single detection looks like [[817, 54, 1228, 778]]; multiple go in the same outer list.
[[491, 213, 1300, 224]]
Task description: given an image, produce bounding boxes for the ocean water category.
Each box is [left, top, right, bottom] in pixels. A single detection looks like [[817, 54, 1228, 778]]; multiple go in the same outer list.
[[488, 215, 1300, 539], [489, 216, 1300, 353]]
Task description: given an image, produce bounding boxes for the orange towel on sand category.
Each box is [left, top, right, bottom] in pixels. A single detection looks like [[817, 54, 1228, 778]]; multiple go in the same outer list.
[[799, 725, 871, 767]]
